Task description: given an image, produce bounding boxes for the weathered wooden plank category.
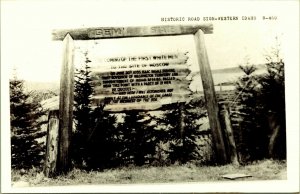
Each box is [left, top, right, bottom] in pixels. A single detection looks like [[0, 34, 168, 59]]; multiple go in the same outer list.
[[43, 110, 59, 177], [219, 103, 239, 165], [194, 29, 228, 164], [92, 52, 189, 65], [91, 67, 190, 76], [91, 92, 191, 112], [57, 34, 74, 173], [91, 64, 190, 74], [52, 24, 213, 40], [92, 82, 191, 96]]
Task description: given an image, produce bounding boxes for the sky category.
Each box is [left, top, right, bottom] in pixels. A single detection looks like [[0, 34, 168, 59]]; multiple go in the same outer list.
[[1, 0, 288, 82]]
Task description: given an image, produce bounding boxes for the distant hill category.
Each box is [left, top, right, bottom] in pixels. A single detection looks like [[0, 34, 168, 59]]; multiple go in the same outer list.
[[212, 66, 242, 74], [24, 81, 59, 94], [24, 81, 59, 102], [211, 64, 265, 74]]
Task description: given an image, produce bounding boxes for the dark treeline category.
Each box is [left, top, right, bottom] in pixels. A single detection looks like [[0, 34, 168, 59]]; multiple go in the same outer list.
[[72, 103, 210, 170], [75, 101, 215, 170]]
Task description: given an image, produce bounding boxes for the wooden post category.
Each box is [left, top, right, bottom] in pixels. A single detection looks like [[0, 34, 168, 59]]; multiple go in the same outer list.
[[43, 110, 59, 177], [194, 29, 228, 164], [219, 103, 239, 165], [57, 33, 74, 173]]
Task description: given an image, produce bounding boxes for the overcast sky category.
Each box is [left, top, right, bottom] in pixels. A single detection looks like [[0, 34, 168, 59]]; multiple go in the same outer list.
[[0, 0, 293, 82]]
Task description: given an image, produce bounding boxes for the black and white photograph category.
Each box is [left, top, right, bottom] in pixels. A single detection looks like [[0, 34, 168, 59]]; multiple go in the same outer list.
[[1, 0, 299, 193]]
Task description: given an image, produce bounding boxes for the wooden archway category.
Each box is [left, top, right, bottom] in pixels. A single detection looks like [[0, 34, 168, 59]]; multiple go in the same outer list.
[[45, 24, 228, 175]]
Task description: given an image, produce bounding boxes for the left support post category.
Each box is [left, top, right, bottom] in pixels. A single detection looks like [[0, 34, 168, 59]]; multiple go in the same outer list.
[[43, 110, 59, 177], [57, 34, 75, 173]]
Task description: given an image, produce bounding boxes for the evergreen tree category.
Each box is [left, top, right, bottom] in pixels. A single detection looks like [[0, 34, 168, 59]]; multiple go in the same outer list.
[[84, 105, 119, 169], [235, 65, 269, 162], [259, 52, 286, 159], [72, 52, 94, 166], [158, 101, 206, 164], [234, 45, 286, 161], [10, 78, 46, 169], [72, 52, 122, 169], [120, 111, 160, 166], [74, 52, 93, 131]]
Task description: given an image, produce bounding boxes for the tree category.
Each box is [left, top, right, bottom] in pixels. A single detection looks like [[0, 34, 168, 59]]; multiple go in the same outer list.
[[259, 44, 286, 159], [158, 100, 207, 164], [84, 105, 119, 170], [74, 52, 93, 131], [10, 78, 46, 169], [72, 52, 94, 166], [234, 64, 269, 162], [120, 111, 160, 166], [234, 40, 286, 161]]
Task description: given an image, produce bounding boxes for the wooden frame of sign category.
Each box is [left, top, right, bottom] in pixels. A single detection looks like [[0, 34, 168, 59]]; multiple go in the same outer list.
[[46, 24, 228, 175]]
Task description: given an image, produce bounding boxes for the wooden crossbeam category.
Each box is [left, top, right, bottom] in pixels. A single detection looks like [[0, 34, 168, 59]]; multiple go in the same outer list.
[[52, 24, 213, 41]]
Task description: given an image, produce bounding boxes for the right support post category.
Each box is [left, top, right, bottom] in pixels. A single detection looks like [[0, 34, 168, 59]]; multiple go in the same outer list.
[[194, 29, 228, 164]]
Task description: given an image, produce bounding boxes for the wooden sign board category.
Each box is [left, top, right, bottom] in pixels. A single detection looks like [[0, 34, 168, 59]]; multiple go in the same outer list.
[[90, 52, 191, 111]]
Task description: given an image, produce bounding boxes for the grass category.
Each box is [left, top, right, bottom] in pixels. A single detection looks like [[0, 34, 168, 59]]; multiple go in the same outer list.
[[11, 159, 286, 187]]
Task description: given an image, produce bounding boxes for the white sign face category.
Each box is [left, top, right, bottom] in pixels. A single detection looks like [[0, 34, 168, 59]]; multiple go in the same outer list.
[[90, 52, 191, 111]]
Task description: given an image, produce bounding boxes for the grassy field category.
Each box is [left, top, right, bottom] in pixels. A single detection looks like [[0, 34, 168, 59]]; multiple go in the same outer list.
[[11, 159, 286, 187]]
